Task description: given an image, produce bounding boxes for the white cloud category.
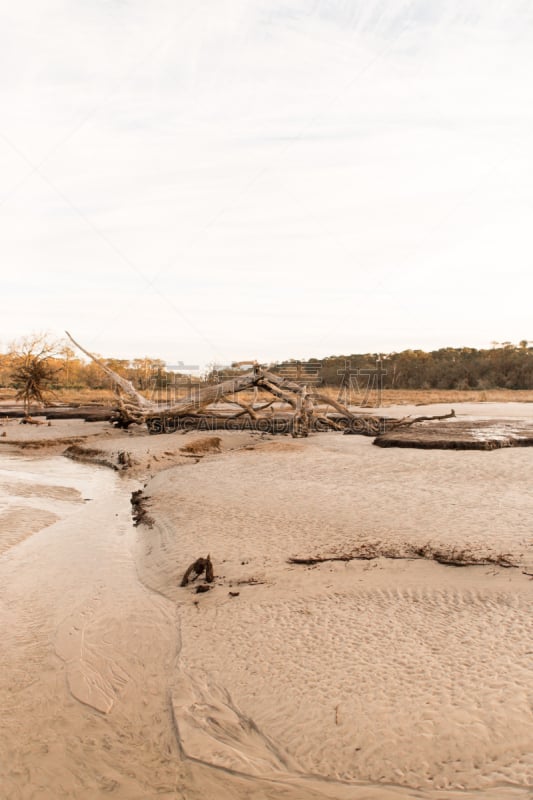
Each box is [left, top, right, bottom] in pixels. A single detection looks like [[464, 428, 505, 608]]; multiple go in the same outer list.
[[1, 0, 532, 365]]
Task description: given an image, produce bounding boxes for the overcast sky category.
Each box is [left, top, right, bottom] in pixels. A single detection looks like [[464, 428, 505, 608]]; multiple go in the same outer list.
[[1, 1, 532, 367]]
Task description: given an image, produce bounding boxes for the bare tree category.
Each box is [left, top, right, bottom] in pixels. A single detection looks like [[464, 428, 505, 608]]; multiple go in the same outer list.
[[10, 333, 59, 416]]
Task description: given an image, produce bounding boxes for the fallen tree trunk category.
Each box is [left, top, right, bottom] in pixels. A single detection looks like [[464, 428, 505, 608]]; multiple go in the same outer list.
[[45, 406, 114, 421], [0, 407, 38, 419], [5, 404, 138, 422], [64, 333, 467, 440], [66, 332, 153, 409]]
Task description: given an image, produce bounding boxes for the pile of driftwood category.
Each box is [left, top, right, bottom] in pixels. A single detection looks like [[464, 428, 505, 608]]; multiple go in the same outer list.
[[65, 334, 533, 448], [65, 333, 453, 438]]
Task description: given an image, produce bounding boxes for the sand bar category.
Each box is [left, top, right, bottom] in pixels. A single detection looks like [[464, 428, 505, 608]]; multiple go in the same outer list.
[[0, 404, 531, 799]]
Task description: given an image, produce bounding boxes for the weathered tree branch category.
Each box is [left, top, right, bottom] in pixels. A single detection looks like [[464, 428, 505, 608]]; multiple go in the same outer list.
[[289, 544, 518, 569]]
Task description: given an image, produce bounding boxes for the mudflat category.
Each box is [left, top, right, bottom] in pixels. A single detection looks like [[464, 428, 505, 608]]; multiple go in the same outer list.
[[0, 403, 531, 799]]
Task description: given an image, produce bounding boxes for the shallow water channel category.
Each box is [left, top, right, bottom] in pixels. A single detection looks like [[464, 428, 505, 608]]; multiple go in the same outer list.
[[0, 453, 188, 799]]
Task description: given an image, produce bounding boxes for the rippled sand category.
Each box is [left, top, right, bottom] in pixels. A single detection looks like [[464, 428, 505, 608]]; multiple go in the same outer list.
[[140, 432, 532, 796], [1, 405, 532, 799]]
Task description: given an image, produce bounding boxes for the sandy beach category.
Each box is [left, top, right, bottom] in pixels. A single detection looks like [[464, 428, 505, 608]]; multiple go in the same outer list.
[[0, 403, 532, 799]]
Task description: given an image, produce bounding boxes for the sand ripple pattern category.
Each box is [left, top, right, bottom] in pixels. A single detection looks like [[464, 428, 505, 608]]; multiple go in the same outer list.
[[1, 480, 83, 501], [138, 436, 533, 795], [140, 438, 533, 602], [171, 670, 300, 776], [178, 587, 533, 791], [0, 506, 59, 554], [55, 593, 131, 714]]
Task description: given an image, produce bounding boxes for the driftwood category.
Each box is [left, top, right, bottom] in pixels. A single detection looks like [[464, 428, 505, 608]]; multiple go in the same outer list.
[[66, 332, 393, 437], [413, 546, 517, 568], [70, 333, 528, 449], [3, 405, 114, 421], [288, 544, 519, 569], [1, 407, 43, 419], [342, 410, 456, 436], [46, 406, 114, 421], [66, 332, 153, 410], [130, 489, 154, 527], [3, 405, 118, 422], [181, 555, 214, 586], [395, 410, 456, 426]]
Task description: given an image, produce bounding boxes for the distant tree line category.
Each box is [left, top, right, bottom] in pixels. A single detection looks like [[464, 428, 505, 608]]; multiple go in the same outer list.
[[273, 341, 533, 390], [1, 336, 532, 396]]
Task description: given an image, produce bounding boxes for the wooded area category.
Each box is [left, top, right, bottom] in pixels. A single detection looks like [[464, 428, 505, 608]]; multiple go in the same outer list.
[[273, 342, 533, 391], [1, 338, 532, 392]]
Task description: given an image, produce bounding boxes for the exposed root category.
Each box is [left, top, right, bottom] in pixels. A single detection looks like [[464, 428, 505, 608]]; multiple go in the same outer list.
[[181, 555, 214, 587]]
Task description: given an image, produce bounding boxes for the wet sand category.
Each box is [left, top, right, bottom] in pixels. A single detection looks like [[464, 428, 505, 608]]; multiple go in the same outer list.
[[0, 453, 185, 799], [0, 404, 532, 799]]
